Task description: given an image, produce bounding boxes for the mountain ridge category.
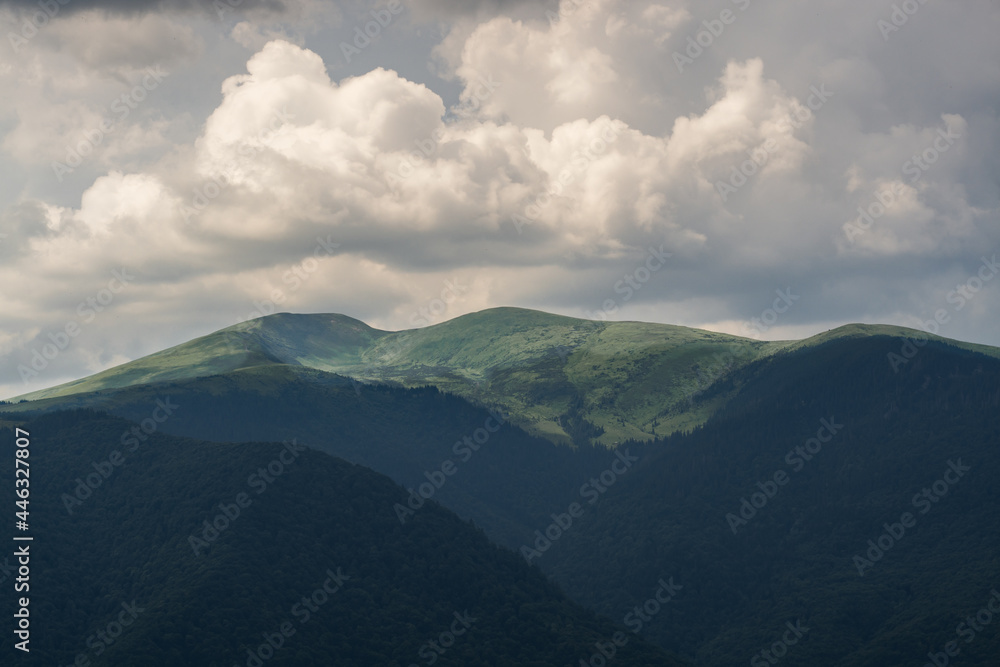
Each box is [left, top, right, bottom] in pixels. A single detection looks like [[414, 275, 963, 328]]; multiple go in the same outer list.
[[4, 311, 998, 665], [11, 307, 1000, 445]]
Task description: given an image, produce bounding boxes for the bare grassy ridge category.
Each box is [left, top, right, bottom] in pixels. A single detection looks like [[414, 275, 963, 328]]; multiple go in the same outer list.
[[12, 308, 999, 447]]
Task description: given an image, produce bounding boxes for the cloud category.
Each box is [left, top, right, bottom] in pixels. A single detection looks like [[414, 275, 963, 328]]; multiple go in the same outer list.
[[1, 0, 1000, 400], [445, 0, 689, 134], [0, 9, 200, 181], [0, 39, 868, 314], [409, 0, 541, 21], [48, 10, 203, 72], [0, 0, 285, 17]]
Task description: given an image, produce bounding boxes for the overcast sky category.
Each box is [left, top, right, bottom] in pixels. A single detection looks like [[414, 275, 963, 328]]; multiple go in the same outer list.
[[1, 0, 998, 399]]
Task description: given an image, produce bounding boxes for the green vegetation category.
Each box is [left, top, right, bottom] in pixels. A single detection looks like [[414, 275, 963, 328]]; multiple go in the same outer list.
[[539, 336, 1000, 666], [6, 309, 1000, 665], [8, 364, 644, 548], [14, 308, 996, 446]]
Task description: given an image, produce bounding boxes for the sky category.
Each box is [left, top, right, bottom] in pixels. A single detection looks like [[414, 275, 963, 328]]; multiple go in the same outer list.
[[0, 0, 998, 399]]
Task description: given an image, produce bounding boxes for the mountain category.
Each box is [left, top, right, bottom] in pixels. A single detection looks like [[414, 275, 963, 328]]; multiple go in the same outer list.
[[4, 365, 653, 548], [5, 308, 999, 665], [538, 334, 1000, 666], [12, 307, 998, 446], [0, 408, 683, 667]]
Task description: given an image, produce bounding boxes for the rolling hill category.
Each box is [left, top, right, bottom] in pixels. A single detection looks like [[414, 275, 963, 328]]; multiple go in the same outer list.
[[12, 308, 997, 446], [3, 308, 999, 664]]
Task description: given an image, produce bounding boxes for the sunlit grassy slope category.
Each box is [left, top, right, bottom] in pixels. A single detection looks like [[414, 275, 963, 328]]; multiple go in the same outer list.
[[11, 308, 999, 445]]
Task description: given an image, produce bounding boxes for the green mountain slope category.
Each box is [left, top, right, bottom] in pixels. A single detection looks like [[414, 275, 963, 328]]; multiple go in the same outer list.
[[11, 313, 384, 403], [3, 314, 999, 664], [3, 364, 651, 549], [15, 308, 997, 445]]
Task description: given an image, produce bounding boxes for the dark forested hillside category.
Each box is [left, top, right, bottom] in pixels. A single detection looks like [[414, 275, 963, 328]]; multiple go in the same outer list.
[[7, 366, 650, 550], [0, 409, 682, 667], [537, 337, 1000, 666], [3, 323, 998, 666]]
